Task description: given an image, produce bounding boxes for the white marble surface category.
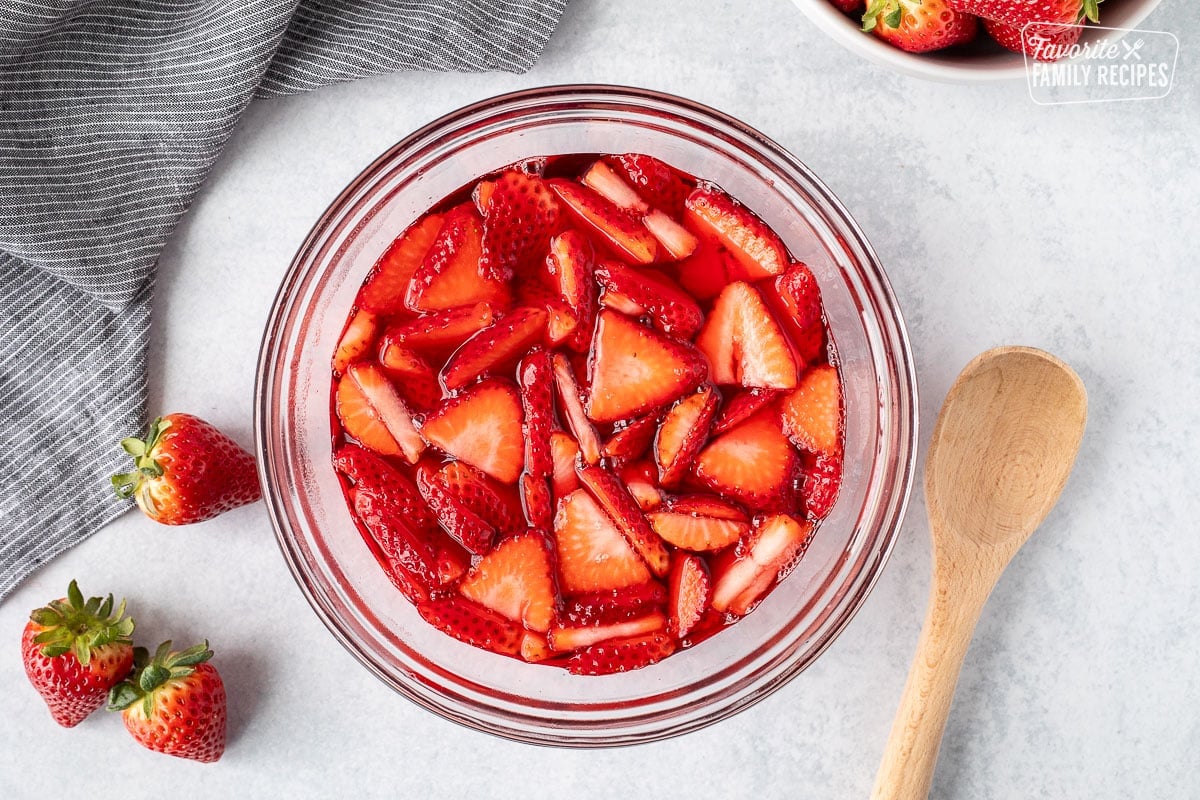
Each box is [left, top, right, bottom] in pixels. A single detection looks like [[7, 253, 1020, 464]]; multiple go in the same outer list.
[[2, 1, 1197, 796]]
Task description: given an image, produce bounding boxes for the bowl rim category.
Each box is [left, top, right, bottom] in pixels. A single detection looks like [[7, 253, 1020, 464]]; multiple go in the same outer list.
[[255, 83, 920, 746], [789, 0, 1165, 83]]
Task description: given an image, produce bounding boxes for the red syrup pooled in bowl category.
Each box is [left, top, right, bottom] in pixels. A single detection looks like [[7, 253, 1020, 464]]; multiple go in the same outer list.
[[329, 153, 844, 675]]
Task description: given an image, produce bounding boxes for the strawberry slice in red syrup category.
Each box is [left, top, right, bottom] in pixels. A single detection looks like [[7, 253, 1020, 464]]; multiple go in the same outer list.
[[479, 170, 563, 281], [333, 444, 468, 597], [594, 261, 703, 339], [551, 353, 603, 467], [546, 229, 596, 350], [693, 406, 796, 509], [576, 464, 670, 577], [548, 610, 667, 652], [553, 489, 652, 594], [697, 281, 798, 390], [381, 302, 495, 355], [561, 580, 667, 627], [548, 179, 658, 265], [406, 204, 511, 313], [711, 514, 813, 616], [586, 309, 708, 425], [609, 153, 692, 217], [440, 306, 548, 390], [420, 378, 525, 484], [684, 185, 788, 281], [565, 631, 676, 675], [357, 213, 443, 315], [333, 309, 376, 375], [417, 597, 524, 657], [459, 531, 559, 633], [668, 552, 711, 639], [781, 364, 843, 456], [376, 343, 442, 411], [335, 361, 425, 463], [654, 383, 719, 489], [602, 412, 661, 466], [415, 462, 496, 555], [765, 261, 826, 367]]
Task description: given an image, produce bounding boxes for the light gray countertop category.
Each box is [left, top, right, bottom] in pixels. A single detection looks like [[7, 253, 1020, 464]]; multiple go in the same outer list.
[[2, 1, 1197, 796]]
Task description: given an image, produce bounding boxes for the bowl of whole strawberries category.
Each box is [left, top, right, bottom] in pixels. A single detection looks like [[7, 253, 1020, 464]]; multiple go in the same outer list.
[[256, 85, 917, 745], [793, 0, 1162, 80]]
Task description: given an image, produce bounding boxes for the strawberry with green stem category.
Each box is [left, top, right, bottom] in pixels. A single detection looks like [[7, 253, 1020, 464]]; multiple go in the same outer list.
[[112, 413, 261, 525], [108, 640, 227, 763], [949, 0, 1102, 60], [22, 580, 135, 727], [862, 0, 978, 53]]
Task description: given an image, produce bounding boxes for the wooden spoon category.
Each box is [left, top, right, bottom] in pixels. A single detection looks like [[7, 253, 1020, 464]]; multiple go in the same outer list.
[[871, 346, 1088, 800]]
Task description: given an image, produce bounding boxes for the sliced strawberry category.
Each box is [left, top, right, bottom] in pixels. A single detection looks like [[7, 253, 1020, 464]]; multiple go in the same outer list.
[[603, 412, 661, 466], [646, 509, 748, 552], [593, 262, 703, 339], [684, 185, 788, 280], [550, 430, 581, 498], [654, 384, 719, 488], [562, 580, 667, 627], [581, 160, 649, 214], [586, 309, 708, 424], [643, 209, 698, 260], [599, 288, 645, 317], [334, 444, 468, 590], [544, 300, 580, 346], [768, 262, 825, 366], [576, 464, 670, 577], [674, 229, 734, 301], [441, 306, 548, 390], [565, 631, 676, 675], [609, 154, 692, 217], [521, 473, 554, 532], [420, 378, 524, 484], [782, 364, 842, 456], [668, 553, 711, 638], [415, 462, 495, 555], [548, 179, 658, 265], [376, 342, 441, 410], [417, 597, 522, 657], [551, 353, 602, 466], [665, 494, 749, 522], [546, 229, 595, 350], [693, 407, 796, 508], [441, 460, 524, 535], [710, 514, 813, 616], [696, 281, 797, 390], [619, 461, 664, 510], [333, 309, 377, 375], [480, 170, 562, 281], [553, 489, 652, 594], [382, 302, 494, 354], [358, 213, 443, 314], [519, 632, 555, 663], [800, 450, 842, 519], [517, 347, 555, 480], [548, 610, 667, 652], [472, 179, 496, 216], [459, 531, 558, 633], [712, 387, 783, 436], [336, 362, 425, 463], [406, 204, 510, 312]]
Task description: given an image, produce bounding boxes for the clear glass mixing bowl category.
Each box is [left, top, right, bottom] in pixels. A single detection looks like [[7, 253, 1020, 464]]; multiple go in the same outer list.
[[255, 85, 917, 746]]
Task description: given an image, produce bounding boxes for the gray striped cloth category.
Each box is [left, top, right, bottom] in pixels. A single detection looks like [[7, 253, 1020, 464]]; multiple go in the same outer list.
[[0, 0, 566, 601]]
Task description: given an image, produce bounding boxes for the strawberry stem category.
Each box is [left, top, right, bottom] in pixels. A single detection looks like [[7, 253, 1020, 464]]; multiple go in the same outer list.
[[111, 416, 172, 499], [28, 580, 134, 664], [107, 640, 214, 713]]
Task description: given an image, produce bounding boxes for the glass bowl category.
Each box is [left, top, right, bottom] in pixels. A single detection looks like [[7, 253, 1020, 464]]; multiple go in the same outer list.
[[255, 85, 917, 746]]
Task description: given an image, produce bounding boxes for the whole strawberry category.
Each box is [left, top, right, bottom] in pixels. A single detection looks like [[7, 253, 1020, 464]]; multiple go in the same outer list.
[[111, 413, 261, 525], [108, 640, 227, 763], [950, 0, 1101, 59], [862, 0, 978, 53], [22, 580, 135, 727]]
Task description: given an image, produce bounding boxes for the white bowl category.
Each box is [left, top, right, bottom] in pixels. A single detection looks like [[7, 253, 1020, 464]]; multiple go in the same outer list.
[[791, 0, 1164, 82]]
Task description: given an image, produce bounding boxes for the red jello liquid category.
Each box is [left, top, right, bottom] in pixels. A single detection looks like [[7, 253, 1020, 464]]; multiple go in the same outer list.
[[330, 153, 844, 675]]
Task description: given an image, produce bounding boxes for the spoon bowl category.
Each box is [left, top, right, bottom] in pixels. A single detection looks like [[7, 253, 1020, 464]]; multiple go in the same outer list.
[[872, 346, 1087, 800]]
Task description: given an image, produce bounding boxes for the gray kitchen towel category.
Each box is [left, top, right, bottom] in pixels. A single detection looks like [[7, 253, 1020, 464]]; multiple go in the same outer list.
[[0, 0, 567, 601]]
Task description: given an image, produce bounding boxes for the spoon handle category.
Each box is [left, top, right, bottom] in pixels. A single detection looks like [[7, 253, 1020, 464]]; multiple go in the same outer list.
[[870, 565, 992, 800]]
